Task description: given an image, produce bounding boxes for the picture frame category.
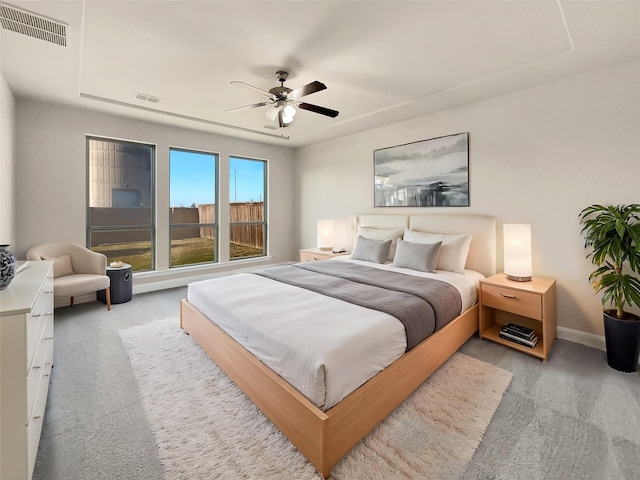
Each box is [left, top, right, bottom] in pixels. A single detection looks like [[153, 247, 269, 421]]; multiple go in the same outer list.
[[373, 132, 469, 207]]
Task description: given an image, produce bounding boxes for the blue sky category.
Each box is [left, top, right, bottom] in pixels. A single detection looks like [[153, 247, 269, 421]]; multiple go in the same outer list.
[[230, 156, 265, 203], [170, 150, 264, 207]]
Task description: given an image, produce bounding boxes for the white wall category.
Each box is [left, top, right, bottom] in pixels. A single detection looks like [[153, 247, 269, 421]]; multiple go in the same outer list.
[[15, 100, 296, 288], [294, 59, 640, 338], [0, 72, 15, 249]]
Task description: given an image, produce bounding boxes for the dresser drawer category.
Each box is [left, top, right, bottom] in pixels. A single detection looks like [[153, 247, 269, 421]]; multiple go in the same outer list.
[[27, 338, 47, 422], [34, 276, 54, 314], [27, 316, 52, 469], [481, 284, 542, 320], [26, 279, 54, 370], [26, 313, 43, 372], [26, 316, 54, 422], [27, 372, 50, 480]]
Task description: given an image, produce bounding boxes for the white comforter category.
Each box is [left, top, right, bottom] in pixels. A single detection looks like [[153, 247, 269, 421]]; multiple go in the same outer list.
[[186, 257, 483, 411]]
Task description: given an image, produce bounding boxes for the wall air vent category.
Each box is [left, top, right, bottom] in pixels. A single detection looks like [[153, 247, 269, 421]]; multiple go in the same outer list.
[[0, 3, 67, 46]]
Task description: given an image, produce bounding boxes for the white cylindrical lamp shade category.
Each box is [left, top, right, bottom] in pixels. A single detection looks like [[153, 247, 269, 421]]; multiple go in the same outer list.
[[317, 220, 335, 251], [503, 224, 532, 282]]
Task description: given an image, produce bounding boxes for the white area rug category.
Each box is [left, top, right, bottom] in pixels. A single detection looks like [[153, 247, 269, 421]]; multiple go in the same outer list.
[[120, 319, 512, 479]]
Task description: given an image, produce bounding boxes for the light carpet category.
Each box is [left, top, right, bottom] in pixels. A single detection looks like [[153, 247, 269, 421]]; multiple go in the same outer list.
[[119, 318, 512, 479]]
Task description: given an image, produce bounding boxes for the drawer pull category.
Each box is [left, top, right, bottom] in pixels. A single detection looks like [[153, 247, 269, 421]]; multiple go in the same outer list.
[[44, 337, 54, 340], [33, 415, 42, 420], [500, 293, 517, 299], [45, 290, 53, 294], [33, 365, 41, 370], [32, 313, 42, 318]]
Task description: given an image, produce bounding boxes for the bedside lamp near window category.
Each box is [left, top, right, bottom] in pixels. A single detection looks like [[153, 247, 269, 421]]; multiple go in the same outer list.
[[317, 220, 335, 251], [504, 224, 532, 282]]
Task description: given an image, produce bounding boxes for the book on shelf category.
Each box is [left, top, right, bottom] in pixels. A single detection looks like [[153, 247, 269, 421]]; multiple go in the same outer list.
[[501, 323, 536, 340], [499, 331, 539, 348]]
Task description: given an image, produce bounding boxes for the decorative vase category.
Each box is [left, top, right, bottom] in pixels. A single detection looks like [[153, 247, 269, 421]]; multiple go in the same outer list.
[[0, 244, 16, 291]]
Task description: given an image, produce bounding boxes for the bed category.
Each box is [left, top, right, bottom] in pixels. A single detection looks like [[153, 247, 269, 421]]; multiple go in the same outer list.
[[180, 213, 496, 479]]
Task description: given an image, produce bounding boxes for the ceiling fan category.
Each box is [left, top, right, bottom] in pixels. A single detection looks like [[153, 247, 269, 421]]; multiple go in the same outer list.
[[226, 71, 339, 128]]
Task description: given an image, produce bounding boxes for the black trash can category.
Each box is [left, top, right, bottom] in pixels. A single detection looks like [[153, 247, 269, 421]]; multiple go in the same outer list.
[[99, 263, 133, 305]]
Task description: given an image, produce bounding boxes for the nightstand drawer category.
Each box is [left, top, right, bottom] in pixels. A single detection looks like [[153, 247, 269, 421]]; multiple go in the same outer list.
[[299, 249, 348, 262], [481, 284, 542, 320], [300, 251, 332, 262]]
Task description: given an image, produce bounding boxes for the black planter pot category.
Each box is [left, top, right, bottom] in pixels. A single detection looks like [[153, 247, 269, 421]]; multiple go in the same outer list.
[[603, 310, 640, 373]]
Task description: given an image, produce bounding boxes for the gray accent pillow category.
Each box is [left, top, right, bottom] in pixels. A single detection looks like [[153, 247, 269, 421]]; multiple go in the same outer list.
[[403, 230, 472, 273], [357, 227, 404, 262], [351, 236, 392, 264], [391, 239, 442, 273]]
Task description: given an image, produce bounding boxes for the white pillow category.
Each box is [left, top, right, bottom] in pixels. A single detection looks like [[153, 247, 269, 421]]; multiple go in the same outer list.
[[403, 229, 472, 274], [41, 254, 74, 278], [392, 239, 442, 273], [356, 227, 404, 262]]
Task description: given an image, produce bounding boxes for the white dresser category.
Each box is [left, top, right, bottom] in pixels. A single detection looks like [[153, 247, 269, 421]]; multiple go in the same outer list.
[[1, 261, 54, 480]]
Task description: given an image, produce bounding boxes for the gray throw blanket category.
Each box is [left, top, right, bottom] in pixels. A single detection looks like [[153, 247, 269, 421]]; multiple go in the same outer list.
[[255, 261, 462, 351]]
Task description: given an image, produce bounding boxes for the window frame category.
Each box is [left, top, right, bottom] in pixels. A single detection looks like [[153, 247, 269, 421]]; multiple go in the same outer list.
[[86, 135, 156, 272], [168, 147, 219, 268], [229, 155, 268, 261]]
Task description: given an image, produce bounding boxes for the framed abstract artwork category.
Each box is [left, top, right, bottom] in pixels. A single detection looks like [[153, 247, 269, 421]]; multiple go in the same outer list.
[[373, 132, 469, 207]]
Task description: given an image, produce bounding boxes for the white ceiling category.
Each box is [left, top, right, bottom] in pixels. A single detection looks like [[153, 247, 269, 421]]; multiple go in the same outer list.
[[2, 1, 639, 147]]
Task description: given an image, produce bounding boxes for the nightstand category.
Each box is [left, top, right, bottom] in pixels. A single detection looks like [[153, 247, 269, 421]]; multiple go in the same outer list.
[[479, 273, 557, 361], [299, 248, 349, 262]]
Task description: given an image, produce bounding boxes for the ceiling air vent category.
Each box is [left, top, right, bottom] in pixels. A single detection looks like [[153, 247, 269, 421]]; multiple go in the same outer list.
[[134, 92, 161, 103], [0, 3, 67, 46]]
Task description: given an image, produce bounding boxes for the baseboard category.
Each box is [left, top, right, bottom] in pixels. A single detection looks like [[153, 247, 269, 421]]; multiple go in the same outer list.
[[133, 274, 210, 294], [557, 326, 606, 351], [557, 325, 640, 365], [132, 261, 294, 295], [54, 293, 99, 308], [53, 261, 294, 307]]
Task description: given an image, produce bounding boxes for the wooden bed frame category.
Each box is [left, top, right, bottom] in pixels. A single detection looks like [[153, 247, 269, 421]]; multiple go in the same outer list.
[[180, 214, 496, 479]]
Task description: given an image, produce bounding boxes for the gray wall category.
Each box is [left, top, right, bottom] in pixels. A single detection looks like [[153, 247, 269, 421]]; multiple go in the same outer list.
[[294, 59, 640, 339], [14, 100, 296, 287]]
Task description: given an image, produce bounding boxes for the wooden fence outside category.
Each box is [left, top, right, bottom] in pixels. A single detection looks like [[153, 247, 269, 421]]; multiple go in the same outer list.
[[173, 203, 263, 248], [91, 203, 263, 248], [229, 202, 263, 249]]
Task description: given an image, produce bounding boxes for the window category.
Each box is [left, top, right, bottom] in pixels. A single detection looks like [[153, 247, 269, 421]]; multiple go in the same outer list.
[[229, 156, 266, 259], [169, 148, 218, 267], [87, 137, 155, 271]]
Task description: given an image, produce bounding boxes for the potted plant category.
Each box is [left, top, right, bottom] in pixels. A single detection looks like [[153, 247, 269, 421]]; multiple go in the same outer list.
[[579, 204, 640, 372]]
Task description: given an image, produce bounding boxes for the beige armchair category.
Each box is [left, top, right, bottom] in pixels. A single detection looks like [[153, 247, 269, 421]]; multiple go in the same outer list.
[[26, 242, 111, 310]]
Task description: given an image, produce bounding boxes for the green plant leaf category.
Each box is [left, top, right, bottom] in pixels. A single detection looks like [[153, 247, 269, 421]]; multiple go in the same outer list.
[[580, 204, 640, 314]]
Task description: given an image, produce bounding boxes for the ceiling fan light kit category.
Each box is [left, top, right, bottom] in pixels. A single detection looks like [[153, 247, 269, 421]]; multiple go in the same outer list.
[[283, 104, 296, 121], [227, 71, 338, 128]]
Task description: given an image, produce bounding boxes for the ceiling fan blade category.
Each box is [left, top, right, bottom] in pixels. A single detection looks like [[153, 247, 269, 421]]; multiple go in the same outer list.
[[230, 81, 274, 98], [288, 81, 327, 100], [297, 102, 339, 118], [225, 101, 272, 113]]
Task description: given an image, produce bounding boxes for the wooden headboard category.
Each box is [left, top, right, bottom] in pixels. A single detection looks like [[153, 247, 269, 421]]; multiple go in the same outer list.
[[351, 213, 496, 277]]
